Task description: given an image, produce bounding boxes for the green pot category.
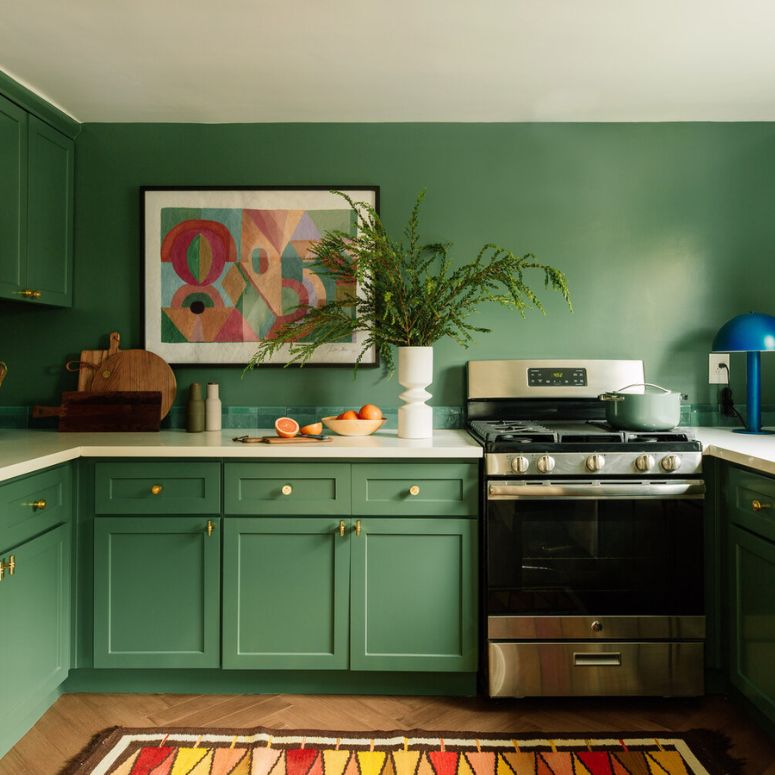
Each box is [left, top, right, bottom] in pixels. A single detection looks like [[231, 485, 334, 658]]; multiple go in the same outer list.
[[598, 383, 681, 431]]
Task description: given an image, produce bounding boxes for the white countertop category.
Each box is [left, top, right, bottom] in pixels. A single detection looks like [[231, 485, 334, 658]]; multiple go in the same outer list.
[[0, 428, 483, 482], [3, 426, 775, 483], [693, 426, 775, 477]]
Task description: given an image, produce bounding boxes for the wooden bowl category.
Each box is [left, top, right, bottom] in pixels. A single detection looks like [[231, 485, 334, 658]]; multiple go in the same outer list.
[[322, 416, 386, 436]]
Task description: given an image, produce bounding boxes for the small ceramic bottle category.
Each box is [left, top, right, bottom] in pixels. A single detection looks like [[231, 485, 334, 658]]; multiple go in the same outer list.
[[186, 383, 205, 433], [205, 383, 222, 431]]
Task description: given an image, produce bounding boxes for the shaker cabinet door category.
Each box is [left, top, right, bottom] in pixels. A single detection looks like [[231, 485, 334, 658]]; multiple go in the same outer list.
[[349, 517, 477, 672], [0, 93, 26, 300], [93, 516, 221, 668], [222, 517, 350, 669]]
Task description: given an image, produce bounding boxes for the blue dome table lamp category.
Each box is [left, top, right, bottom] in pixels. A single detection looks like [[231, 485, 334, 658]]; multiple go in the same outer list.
[[712, 312, 775, 434]]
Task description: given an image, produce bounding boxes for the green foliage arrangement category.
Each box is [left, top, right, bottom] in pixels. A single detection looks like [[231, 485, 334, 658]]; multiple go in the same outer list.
[[246, 191, 571, 373]]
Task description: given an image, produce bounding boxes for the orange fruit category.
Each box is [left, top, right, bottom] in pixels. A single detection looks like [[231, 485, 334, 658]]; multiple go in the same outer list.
[[274, 416, 299, 438], [300, 422, 323, 435], [358, 403, 382, 420], [338, 410, 358, 420]]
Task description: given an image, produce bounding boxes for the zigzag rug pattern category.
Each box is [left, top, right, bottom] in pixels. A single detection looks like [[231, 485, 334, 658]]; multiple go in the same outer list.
[[60, 727, 742, 775]]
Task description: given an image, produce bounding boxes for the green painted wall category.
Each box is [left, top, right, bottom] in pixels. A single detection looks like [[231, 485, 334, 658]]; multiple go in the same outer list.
[[1, 122, 774, 408]]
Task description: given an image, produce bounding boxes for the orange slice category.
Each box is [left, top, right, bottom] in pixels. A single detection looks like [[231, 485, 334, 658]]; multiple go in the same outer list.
[[275, 416, 300, 438], [300, 422, 323, 435]]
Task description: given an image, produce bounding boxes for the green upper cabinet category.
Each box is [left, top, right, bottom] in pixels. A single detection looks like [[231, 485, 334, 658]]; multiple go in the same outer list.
[[349, 517, 477, 672], [26, 115, 73, 306], [222, 517, 351, 670], [0, 94, 73, 307], [0, 93, 26, 298], [93, 516, 221, 668]]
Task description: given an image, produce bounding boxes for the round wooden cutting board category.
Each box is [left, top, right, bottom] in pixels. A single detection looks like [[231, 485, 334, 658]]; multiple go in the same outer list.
[[88, 347, 177, 419]]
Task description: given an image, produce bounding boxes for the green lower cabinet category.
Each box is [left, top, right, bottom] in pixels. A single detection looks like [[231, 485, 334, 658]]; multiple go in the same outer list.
[[222, 517, 351, 669], [350, 517, 477, 672], [93, 516, 221, 668], [728, 524, 775, 724], [0, 523, 70, 731]]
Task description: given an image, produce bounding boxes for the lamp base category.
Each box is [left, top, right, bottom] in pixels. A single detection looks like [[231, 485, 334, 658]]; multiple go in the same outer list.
[[733, 428, 775, 435]]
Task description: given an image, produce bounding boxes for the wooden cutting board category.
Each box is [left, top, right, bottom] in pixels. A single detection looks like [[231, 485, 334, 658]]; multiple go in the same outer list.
[[66, 331, 121, 391], [86, 338, 177, 419], [233, 435, 333, 444], [32, 391, 162, 432]]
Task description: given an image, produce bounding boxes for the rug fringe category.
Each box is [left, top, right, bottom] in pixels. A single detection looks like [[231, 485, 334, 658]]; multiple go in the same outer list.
[[58, 726, 119, 775], [683, 729, 747, 775]]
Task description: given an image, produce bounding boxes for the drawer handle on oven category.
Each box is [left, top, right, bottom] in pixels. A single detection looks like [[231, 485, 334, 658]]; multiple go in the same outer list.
[[574, 652, 622, 667], [752, 499, 772, 512]]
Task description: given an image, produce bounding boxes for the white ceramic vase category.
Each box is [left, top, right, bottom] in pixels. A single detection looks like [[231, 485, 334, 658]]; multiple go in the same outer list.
[[397, 346, 433, 439]]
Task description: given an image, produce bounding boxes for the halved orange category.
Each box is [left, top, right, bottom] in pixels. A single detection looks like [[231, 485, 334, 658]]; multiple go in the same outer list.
[[275, 416, 299, 438], [300, 422, 323, 436]]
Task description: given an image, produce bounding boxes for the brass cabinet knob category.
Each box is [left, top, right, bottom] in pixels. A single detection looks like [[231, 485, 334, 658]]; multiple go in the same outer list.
[[207, 520, 215, 537], [7, 555, 15, 576], [752, 499, 772, 512], [32, 499, 47, 510], [150, 484, 163, 496], [355, 519, 362, 537], [338, 520, 346, 537], [409, 485, 420, 496], [281, 484, 293, 496]]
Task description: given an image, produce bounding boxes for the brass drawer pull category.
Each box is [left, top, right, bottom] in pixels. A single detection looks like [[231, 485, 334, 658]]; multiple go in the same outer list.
[[338, 520, 346, 538], [409, 485, 420, 496], [150, 484, 163, 496], [281, 484, 293, 496], [0, 559, 5, 581], [355, 519, 362, 537], [18, 289, 42, 299], [207, 520, 215, 537], [7, 555, 15, 576], [32, 499, 47, 510], [752, 499, 772, 512]]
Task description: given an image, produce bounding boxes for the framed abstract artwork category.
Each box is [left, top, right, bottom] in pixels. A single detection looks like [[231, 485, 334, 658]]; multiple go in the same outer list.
[[142, 186, 379, 366]]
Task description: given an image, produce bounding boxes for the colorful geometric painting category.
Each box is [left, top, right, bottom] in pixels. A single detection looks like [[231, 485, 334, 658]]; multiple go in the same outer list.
[[63, 728, 736, 775], [143, 188, 378, 365]]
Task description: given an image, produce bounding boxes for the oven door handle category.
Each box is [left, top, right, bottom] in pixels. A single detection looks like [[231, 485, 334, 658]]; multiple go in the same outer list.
[[487, 480, 705, 499]]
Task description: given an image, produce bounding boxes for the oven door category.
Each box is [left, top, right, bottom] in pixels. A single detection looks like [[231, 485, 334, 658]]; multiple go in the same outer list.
[[486, 479, 705, 620]]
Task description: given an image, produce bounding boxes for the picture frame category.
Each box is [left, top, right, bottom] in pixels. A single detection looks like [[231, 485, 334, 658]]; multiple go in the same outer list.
[[142, 185, 380, 366]]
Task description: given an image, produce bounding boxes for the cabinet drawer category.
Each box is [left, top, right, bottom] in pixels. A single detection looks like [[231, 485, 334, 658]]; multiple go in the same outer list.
[[224, 463, 350, 515], [94, 462, 221, 515], [724, 464, 775, 543], [0, 464, 72, 551], [352, 463, 478, 516]]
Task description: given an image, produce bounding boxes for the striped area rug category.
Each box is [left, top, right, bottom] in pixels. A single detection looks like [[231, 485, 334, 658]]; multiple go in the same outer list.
[[60, 727, 742, 775]]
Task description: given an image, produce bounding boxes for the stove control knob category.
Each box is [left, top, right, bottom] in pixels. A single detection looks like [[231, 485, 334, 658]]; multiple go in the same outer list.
[[537, 455, 556, 474], [661, 454, 682, 472], [511, 456, 530, 474], [635, 454, 655, 472], [585, 454, 606, 472]]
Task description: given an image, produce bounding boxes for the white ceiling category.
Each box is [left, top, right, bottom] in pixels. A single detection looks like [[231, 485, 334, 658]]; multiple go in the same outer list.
[[3, 0, 775, 123]]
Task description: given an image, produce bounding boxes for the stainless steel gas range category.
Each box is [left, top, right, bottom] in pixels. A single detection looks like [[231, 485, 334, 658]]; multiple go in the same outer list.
[[467, 359, 705, 698]]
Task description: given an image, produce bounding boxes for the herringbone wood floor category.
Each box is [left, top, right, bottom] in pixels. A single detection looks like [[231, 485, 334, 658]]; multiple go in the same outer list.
[[0, 694, 773, 774]]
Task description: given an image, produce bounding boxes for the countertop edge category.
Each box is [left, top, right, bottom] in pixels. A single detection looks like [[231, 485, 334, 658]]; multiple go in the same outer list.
[[702, 444, 775, 477]]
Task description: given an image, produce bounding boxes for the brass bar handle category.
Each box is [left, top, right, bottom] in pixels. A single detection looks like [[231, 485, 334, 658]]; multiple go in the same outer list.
[[409, 485, 420, 496], [150, 484, 163, 496], [752, 499, 772, 512], [17, 289, 42, 299], [32, 499, 47, 510], [7, 555, 15, 576], [207, 520, 215, 537], [355, 519, 362, 537], [338, 520, 346, 537], [281, 484, 293, 496], [0, 560, 5, 581]]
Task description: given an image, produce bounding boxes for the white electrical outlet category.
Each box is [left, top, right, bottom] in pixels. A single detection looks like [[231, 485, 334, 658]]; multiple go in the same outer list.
[[709, 353, 730, 384]]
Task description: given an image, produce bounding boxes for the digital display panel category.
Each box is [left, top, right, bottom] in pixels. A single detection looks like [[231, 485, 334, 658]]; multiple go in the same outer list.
[[527, 367, 587, 386]]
